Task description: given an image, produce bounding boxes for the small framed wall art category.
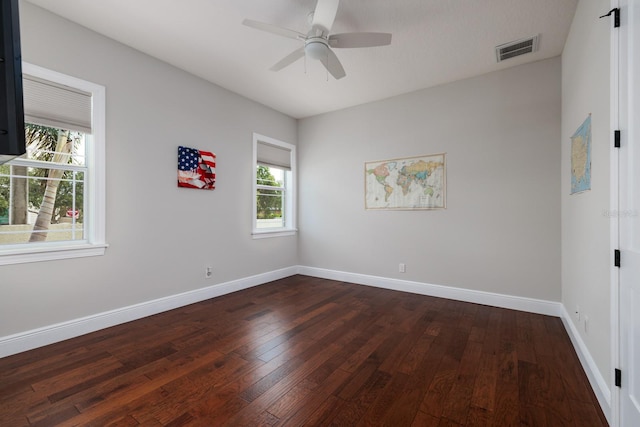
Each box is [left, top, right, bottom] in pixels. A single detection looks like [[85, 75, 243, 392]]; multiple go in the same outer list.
[[178, 146, 216, 190]]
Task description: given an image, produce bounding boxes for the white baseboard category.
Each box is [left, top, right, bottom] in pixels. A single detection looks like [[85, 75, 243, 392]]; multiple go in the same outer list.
[[297, 266, 563, 316], [0, 266, 297, 358], [560, 305, 612, 424]]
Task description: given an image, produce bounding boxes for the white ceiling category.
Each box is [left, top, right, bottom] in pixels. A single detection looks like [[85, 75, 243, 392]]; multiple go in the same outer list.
[[26, 0, 578, 119]]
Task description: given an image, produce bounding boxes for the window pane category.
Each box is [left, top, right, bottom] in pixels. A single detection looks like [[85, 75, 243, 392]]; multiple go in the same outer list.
[[257, 164, 284, 187], [256, 164, 286, 229], [0, 123, 88, 246], [0, 166, 85, 245], [24, 124, 86, 166], [256, 188, 284, 229], [0, 165, 9, 225]]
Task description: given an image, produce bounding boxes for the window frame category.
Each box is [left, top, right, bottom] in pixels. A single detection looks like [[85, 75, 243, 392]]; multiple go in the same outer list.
[[252, 133, 296, 238], [0, 63, 107, 265]]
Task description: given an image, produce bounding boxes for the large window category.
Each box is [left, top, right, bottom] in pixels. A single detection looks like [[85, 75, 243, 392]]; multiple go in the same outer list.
[[0, 63, 106, 265], [252, 133, 296, 238]]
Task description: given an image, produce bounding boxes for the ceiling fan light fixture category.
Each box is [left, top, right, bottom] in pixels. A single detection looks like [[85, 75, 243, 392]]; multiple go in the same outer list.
[[305, 41, 328, 60]]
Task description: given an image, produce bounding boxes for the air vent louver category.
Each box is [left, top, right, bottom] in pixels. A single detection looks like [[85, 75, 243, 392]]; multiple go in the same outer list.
[[496, 35, 539, 62]]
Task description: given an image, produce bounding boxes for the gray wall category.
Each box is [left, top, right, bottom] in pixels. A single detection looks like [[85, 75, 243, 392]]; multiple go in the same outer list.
[[561, 0, 611, 388], [298, 58, 562, 301], [0, 2, 297, 337]]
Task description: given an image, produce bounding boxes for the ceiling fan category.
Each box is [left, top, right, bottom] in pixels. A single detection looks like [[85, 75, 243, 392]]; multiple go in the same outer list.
[[242, 0, 392, 80]]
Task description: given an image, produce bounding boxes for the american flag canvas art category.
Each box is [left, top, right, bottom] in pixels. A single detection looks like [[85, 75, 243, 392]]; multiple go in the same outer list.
[[178, 146, 216, 190]]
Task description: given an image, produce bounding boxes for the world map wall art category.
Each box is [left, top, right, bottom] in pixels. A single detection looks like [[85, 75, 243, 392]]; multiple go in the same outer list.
[[178, 146, 216, 190], [365, 153, 446, 210]]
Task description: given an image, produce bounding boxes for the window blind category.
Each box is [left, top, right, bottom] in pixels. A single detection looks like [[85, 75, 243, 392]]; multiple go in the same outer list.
[[22, 75, 92, 134], [257, 141, 291, 169]]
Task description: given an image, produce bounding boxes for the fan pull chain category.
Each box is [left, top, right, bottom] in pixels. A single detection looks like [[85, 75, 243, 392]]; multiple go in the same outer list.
[[325, 51, 329, 82]]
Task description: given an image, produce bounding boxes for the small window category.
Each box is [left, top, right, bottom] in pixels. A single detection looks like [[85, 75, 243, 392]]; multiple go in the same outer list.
[[252, 134, 296, 238], [0, 63, 106, 265]]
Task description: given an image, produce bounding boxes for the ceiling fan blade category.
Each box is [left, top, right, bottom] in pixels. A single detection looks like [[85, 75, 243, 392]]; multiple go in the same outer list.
[[311, 0, 339, 34], [242, 19, 305, 41], [270, 47, 306, 71], [329, 32, 392, 48], [319, 48, 346, 80]]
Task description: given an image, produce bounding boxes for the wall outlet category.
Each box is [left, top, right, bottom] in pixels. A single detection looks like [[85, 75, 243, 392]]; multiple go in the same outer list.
[[584, 315, 589, 334], [205, 267, 213, 279], [399, 263, 406, 273]]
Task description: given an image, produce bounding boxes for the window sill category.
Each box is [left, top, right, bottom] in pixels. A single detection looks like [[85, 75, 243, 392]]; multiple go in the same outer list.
[[0, 243, 109, 266], [252, 229, 297, 239]]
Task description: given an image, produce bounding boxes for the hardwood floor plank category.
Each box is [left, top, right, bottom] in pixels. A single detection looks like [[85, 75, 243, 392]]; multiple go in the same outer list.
[[105, 414, 142, 426], [411, 410, 440, 427], [56, 348, 226, 426], [297, 394, 346, 427], [518, 359, 547, 408], [439, 340, 483, 424], [0, 388, 47, 427], [222, 343, 342, 426], [1, 345, 93, 382], [372, 328, 445, 426], [397, 333, 436, 375], [29, 355, 121, 393], [133, 354, 254, 425], [481, 309, 502, 356], [327, 369, 391, 426], [515, 311, 538, 364], [275, 367, 351, 426], [491, 344, 519, 426], [464, 407, 493, 427], [569, 397, 610, 427], [264, 382, 312, 419], [28, 405, 80, 427], [419, 355, 458, 417], [163, 412, 195, 427], [0, 350, 113, 400], [535, 355, 575, 425], [519, 402, 548, 427], [355, 371, 411, 426], [379, 311, 434, 374], [0, 275, 607, 426], [470, 352, 497, 411]]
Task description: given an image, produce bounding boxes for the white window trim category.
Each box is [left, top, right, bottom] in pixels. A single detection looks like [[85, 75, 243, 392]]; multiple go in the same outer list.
[[252, 133, 296, 238], [0, 62, 107, 265]]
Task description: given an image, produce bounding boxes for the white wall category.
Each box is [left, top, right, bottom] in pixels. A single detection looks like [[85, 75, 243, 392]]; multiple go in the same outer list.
[[561, 0, 611, 389], [0, 2, 297, 337], [298, 58, 561, 301]]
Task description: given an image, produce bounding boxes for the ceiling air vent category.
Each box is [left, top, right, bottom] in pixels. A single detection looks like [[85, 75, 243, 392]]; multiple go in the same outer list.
[[495, 35, 539, 62]]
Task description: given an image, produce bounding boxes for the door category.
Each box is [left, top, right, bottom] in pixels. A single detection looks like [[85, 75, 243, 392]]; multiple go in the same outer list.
[[618, 1, 640, 425]]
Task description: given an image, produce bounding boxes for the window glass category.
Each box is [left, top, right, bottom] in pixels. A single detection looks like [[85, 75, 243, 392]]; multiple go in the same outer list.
[[0, 126, 86, 245], [256, 165, 286, 229]]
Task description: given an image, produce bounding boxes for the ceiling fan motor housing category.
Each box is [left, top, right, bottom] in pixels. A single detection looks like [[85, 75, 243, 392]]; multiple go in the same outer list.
[[305, 38, 329, 60]]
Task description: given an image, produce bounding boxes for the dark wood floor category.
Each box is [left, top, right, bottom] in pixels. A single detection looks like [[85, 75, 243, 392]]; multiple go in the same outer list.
[[0, 275, 607, 426]]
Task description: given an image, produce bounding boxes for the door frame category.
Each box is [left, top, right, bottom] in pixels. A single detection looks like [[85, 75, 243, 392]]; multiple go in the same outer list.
[[609, 0, 620, 425]]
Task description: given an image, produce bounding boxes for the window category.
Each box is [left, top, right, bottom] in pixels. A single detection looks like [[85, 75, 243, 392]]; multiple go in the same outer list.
[[252, 133, 296, 238], [0, 63, 106, 265]]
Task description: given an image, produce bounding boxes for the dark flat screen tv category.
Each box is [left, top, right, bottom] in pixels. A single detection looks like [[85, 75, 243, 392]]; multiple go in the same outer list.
[[0, 0, 25, 165]]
